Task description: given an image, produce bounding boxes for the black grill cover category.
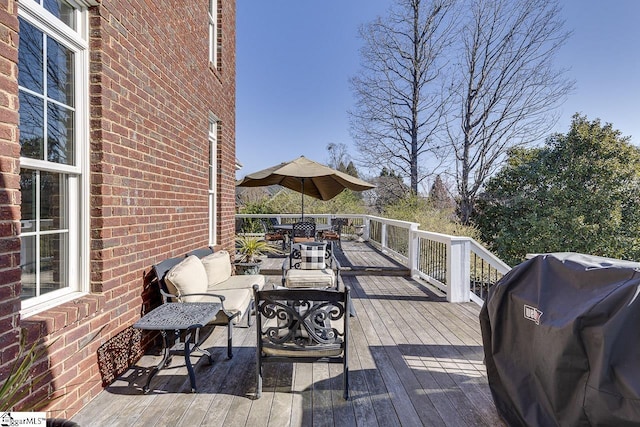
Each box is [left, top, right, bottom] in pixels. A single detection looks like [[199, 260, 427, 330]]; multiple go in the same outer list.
[[480, 253, 640, 426]]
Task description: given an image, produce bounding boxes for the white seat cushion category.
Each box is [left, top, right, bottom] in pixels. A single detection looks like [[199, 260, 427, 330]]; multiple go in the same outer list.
[[262, 344, 344, 358], [164, 255, 208, 302], [201, 250, 232, 286], [209, 274, 266, 292], [201, 288, 253, 325], [285, 268, 335, 289]]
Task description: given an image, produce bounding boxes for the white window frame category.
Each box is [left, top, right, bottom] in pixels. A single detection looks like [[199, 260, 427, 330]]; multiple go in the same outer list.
[[208, 118, 218, 247], [208, 0, 218, 67], [19, 0, 90, 316]]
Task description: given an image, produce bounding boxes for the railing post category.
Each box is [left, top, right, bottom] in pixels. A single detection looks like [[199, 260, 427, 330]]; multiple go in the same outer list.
[[408, 223, 419, 276], [447, 237, 471, 303], [363, 216, 370, 241], [381, 221, 387, 249]]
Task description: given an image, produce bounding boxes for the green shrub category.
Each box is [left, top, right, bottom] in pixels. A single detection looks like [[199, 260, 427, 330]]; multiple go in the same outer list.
[[383, 195, 481, 239]]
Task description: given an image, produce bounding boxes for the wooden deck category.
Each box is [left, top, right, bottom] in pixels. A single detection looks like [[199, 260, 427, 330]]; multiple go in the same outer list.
[[72, 242, 504, 426]]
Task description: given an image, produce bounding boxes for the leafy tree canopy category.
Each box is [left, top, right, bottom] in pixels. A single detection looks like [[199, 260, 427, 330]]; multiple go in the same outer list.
[[475, 114, 640, 265]]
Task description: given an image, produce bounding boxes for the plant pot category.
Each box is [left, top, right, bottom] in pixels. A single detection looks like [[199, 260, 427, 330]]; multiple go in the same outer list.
[[234, 261, 261, 275]]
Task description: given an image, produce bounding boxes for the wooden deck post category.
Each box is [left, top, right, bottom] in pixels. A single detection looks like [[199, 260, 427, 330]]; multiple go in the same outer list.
[[408, 223, 419, 276], [447, 237, 471, 303], [363, 217, 371, 241]]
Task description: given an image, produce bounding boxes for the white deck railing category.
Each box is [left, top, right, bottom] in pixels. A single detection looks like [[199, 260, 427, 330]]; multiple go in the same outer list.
[[236, 213, 511, 305]]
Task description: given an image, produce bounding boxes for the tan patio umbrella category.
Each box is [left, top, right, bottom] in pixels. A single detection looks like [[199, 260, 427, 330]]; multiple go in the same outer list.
[[236, 156, 375, 219]]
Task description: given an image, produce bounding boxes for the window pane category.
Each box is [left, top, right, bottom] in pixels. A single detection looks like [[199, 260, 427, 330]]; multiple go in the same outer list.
[[20, 169, 37, 225], [47, 37, 74, 106], [18, 18, 44, 94], [40, 171, 66, 231], [20, 235, 37, 299], [47, 103, 74, 164], [40, 232, 67, 295], [44, 0, 76, 30], [19, 92, 45, 159]]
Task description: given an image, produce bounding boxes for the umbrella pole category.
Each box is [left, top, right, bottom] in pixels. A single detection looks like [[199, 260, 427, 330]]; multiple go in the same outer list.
[[301, 178, 304, 221]]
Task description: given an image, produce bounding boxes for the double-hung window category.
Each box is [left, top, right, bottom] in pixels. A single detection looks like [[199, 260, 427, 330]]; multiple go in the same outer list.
[[208, 119, 218, 246], [18, 0, 89, 313], [208, 0, 218, 67]]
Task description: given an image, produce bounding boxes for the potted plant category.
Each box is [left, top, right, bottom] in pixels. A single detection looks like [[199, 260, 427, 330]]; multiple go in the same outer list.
[[234, 235, 282, 275]]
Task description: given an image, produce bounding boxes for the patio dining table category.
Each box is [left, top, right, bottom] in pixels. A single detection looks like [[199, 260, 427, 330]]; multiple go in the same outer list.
[[273, 223, 331, 243], [272, 223, 332, 233], [271, 223, 333, 250]]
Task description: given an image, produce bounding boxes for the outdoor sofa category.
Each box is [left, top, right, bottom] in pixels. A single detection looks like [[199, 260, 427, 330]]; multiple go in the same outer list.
[[153, 249, 266, 358]]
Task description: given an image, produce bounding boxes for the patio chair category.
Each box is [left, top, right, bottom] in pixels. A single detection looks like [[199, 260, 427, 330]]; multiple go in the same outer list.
[[253, 284, 350, 400], [321, 218, 346, 248], [292, 221, 316, 244], [261, 219, 286, 250], [235, 217, 244, 233], [282, 242, 340, 290]]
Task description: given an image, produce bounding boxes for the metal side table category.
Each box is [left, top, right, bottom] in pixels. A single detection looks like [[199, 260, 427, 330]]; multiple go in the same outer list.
[[134, 302, 220, 393]]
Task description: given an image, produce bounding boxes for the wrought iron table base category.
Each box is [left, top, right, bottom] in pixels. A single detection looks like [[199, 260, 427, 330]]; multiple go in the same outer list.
[[142, 328, 214, 393], [134, 302, 220, 393]]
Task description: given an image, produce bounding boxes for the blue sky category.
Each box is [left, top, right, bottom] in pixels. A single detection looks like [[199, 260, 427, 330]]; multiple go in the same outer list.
[[236, 0, 640, 178]]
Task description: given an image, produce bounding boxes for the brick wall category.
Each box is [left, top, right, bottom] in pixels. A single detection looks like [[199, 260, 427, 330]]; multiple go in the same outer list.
[[0, 0, 237, 418], [0, 0, 20, 389]]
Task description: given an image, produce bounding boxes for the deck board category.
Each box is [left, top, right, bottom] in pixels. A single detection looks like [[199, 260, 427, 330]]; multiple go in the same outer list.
[[71, 241, 504, 427]]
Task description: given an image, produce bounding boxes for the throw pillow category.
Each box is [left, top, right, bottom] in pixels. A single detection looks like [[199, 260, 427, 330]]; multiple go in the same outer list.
[[201, 250, 232, 286], [300, 243, 327, 270], [164, 255, 208, 302]]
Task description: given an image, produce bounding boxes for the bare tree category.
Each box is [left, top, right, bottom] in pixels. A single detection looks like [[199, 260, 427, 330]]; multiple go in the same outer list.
[[326, 142, 351, 171], [349, 0, 456, 194], [447, 0, 574, 224]]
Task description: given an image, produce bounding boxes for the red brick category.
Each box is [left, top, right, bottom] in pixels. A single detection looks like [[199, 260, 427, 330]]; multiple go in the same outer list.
[[1, 0, 237, 419]]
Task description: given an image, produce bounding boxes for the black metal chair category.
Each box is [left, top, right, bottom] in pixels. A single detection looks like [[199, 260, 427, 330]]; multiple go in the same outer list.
[[261, 219, 286, 250], [235, 217, 245, 233], [321, 218, 346, 248], [282, 242, 340, 289], [253, 284, 350, 400], [292, 221, 316, 244], [268, 217, 280, 227]]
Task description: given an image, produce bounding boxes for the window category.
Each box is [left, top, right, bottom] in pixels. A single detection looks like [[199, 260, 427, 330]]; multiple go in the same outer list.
[[18, 0, 89, 313], [208, 119, 218, 246], [208, 0, 218, 67]]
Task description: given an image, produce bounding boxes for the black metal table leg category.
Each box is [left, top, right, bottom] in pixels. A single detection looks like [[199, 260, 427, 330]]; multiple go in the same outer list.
[[184, 330, 197, 393], [227, 320, 233, 359], [143, 330, 170, 394]]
